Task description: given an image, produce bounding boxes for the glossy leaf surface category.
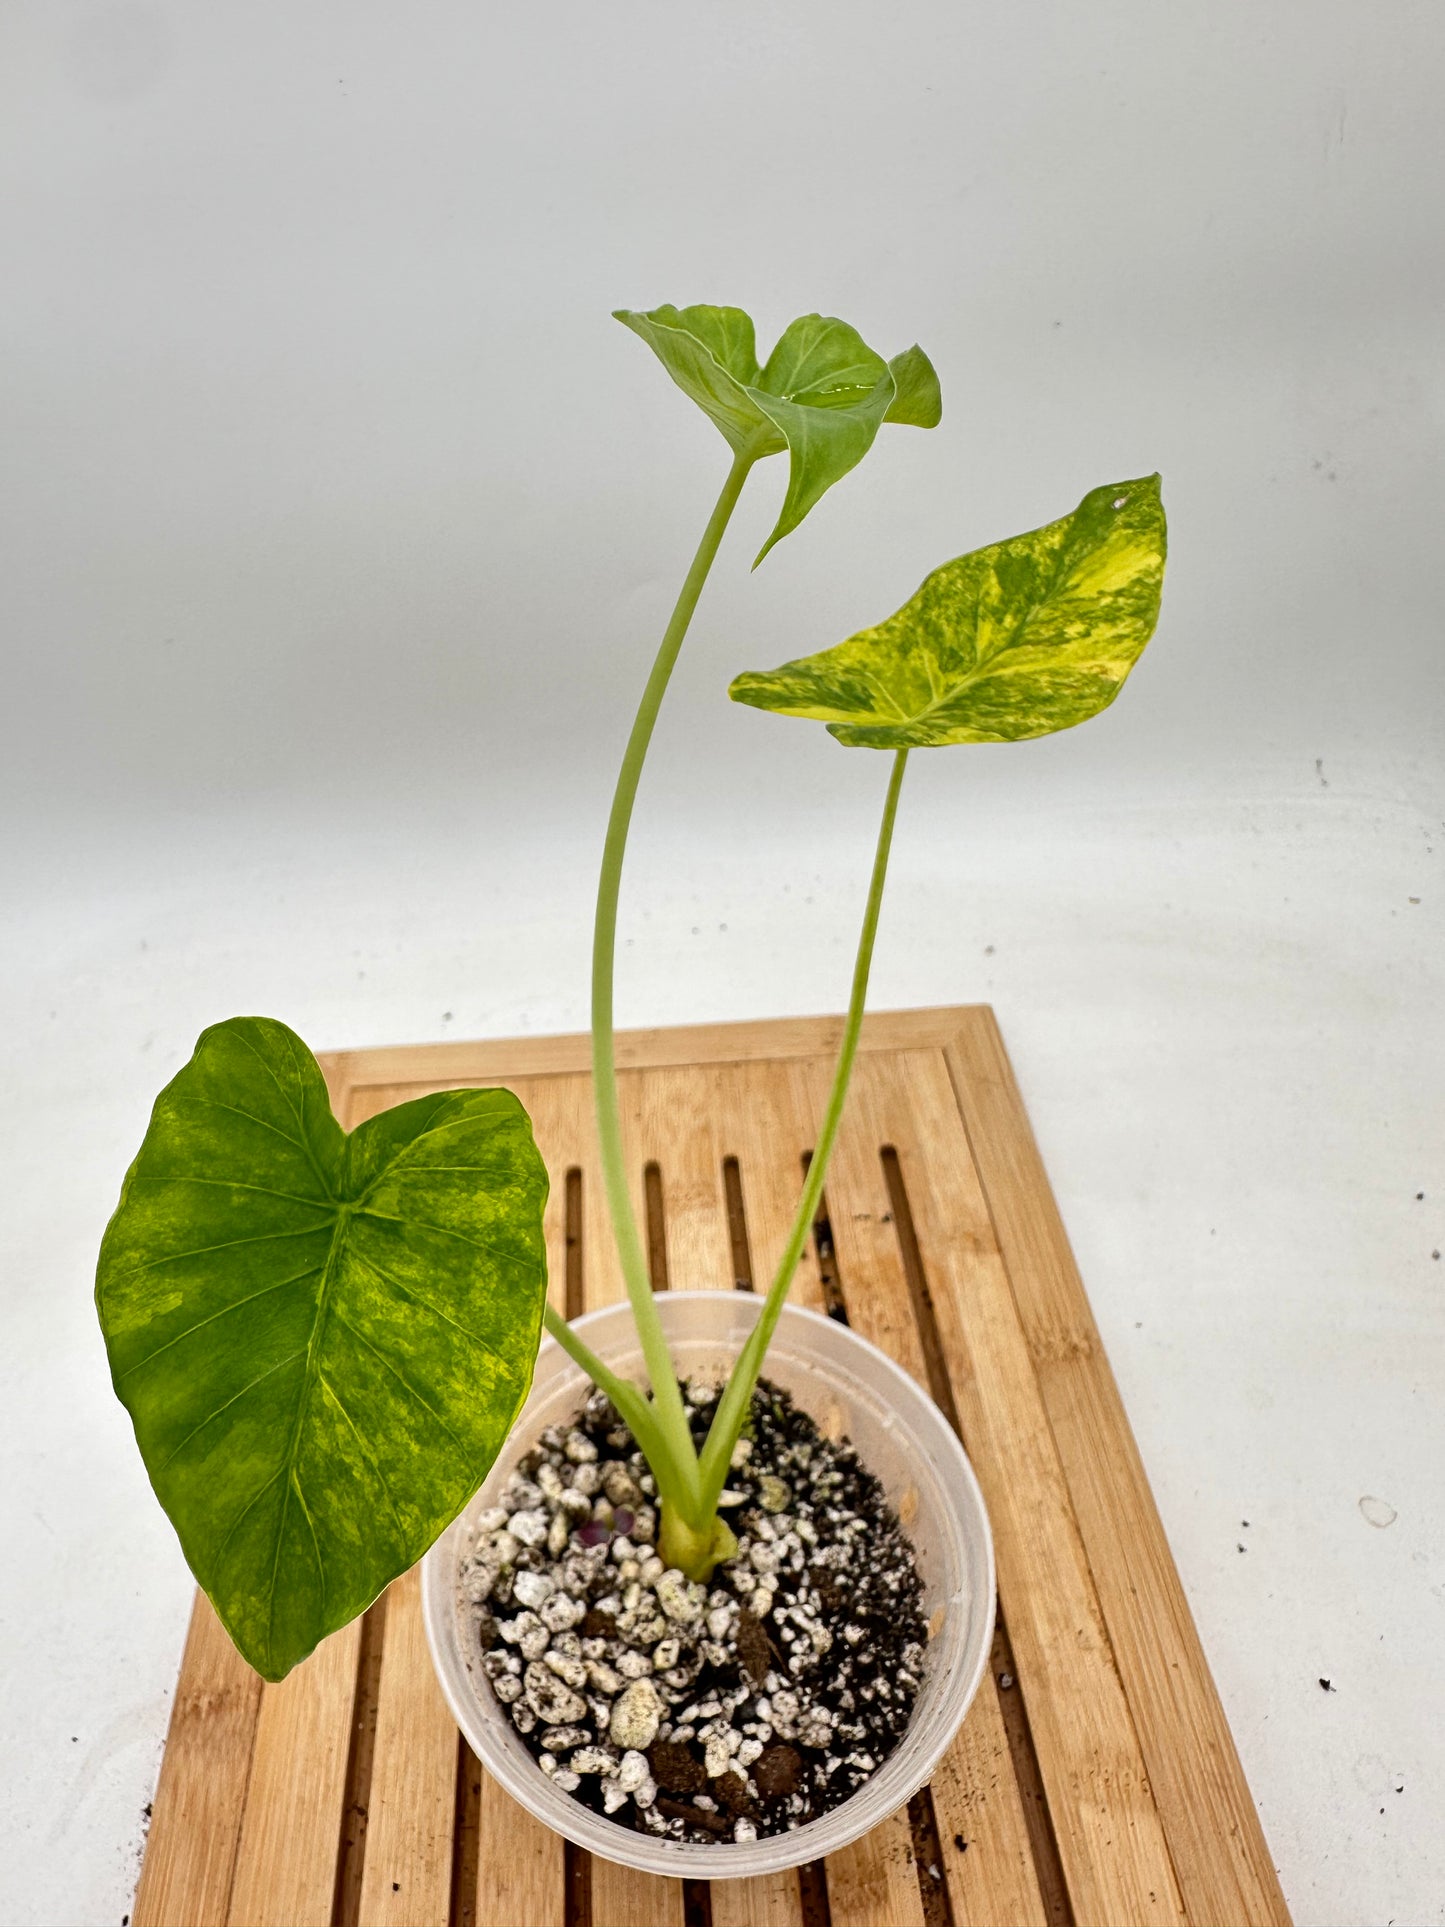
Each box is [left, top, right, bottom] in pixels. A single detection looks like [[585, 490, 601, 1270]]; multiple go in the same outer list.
[[614, 303, 940, 564], [729, 475, 1166, 746], [96, 1017, 548, 1679]]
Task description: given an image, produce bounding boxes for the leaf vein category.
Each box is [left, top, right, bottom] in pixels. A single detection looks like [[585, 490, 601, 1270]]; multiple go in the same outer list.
[[115, 1263, 326, 1381], [319, 1370, 411, 1547], [155, 1347, 308, 1472], [348, 1245, 516, 1374], [135, 1176, 334, 1210], [328, 1306, 469, 1452]]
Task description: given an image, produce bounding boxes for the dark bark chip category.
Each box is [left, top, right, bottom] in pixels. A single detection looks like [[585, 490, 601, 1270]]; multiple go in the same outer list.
[[753, 1743, 804, 1799], [735, 1608, 771, 1685], [650, 1740, 706, 1793]]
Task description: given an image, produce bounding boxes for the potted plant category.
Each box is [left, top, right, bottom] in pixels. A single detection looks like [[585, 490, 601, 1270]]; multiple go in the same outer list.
[[95, 303, 1166, 1875]]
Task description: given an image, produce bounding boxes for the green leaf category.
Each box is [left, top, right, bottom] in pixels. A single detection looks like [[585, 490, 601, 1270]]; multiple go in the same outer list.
[[96, 1016, 549, 1681], [746, 315, 895, 567], [614, 304, 780, 458], [884, 345, 943, 429], [614, 304, 941, 565], [729, 475, 1167, 746]]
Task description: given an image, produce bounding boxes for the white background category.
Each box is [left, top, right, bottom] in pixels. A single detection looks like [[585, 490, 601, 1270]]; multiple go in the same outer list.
[[2, 3, 1442, 1922]]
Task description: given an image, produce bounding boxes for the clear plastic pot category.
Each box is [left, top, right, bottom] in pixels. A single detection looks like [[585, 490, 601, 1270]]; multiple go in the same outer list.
[[422, 1291, 996, 1880]]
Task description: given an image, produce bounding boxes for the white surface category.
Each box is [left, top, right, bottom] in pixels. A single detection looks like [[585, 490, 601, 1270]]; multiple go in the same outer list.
[[2, 1, 1442, 1922]]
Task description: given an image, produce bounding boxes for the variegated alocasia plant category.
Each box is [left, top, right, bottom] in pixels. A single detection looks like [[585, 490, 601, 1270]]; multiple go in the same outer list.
[[96, 303, 1166, 1682]]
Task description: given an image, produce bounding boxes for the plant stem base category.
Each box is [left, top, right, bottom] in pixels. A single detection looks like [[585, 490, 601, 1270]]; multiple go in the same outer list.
[[657, 1500, 739, 1581], [130, 1006, 1290, 1927]]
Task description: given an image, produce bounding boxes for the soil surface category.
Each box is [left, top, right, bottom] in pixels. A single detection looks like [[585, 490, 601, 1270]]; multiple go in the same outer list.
[[460, 1378, 928, 1844]]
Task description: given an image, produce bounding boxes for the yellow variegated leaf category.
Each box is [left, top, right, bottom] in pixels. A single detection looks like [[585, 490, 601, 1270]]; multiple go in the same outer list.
[[730, 476, 1166, 746]]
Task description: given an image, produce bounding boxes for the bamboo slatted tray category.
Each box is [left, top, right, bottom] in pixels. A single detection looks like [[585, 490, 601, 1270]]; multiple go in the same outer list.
[[131, 1006, 1288, 1927]]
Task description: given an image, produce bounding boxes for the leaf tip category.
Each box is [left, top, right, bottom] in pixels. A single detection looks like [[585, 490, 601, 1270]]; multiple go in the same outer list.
[[884, 344, 943, 429]]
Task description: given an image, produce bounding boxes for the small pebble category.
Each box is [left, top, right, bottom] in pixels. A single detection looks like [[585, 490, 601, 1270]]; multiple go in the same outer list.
[[540, 1592, 586, 1633], [500, 1611, 550, 1661], [543, 1649, 588, 1690], [510, 1508, 550, 1548], [603, 1465, 643, 1508], [512, 1571, 555, 1610], [655, 1570, 705, 1625], [523, 1662, 587, 1726], [610, 1678, 663, 1751], [539, 1724, 590, 1752]]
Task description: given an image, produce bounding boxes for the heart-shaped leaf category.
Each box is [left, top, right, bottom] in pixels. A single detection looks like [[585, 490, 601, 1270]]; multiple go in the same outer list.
[[729, 476, 1166, 746], [614, 304, 941, 565], [96, 1017, 548, 1680]]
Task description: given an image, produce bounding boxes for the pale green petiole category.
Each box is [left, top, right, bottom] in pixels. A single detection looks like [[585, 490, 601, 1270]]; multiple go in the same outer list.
[[695, 748, 908, 1513], [539, 1302, 695, 1521], [586, 446, 910, 1572], [589, 447, 758, 1525]]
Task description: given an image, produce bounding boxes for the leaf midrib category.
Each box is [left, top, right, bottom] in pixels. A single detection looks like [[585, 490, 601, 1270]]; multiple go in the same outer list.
[[850, 531, 1123, 733], [263, 1200, 352, 1668]]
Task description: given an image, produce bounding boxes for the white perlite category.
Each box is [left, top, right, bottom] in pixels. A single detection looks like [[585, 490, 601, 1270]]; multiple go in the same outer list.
[[609, 1677, 663, 1750], [524, 1662, 587, 1726], [512, 1570, 554, 1610]]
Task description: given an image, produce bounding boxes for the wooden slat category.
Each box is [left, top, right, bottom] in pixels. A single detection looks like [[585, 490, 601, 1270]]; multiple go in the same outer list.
[[803, 1052, 1050, 1927], [355, 1565, 459, 1925], [472, 1771, 567, 1925], [944, 1009, 1291, 1927], [715, 1058, 827, 1315], [928, 1705, 1051, 1927], [323, 1006, 972, 1096], [590, 1853, 685, 1927], [132, 1594, 263, 1927], [824, 1809, 925, 1927], [227, 1618, 361, 1926], [638, 1062, 735, 1292], [868, 1048, 1186, 1925], [709, 1867, 805, 1927]]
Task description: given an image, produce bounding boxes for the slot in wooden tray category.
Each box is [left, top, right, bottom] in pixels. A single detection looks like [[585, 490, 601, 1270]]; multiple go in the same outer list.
[[130, 1006, 1288, 1927]]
